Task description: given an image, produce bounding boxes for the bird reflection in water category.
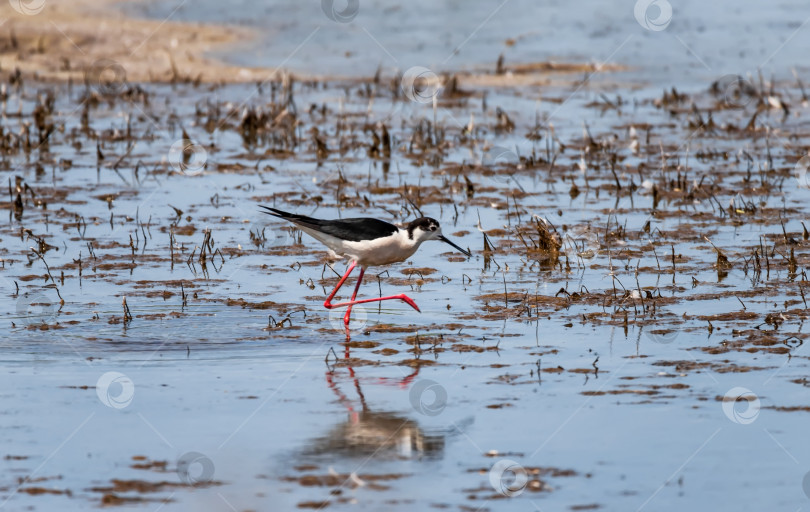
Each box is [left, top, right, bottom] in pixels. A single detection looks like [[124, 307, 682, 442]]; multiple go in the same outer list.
[[304, 363, 447, 460]]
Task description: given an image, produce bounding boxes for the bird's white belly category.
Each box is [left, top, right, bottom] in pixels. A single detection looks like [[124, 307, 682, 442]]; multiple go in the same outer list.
[[298, 226, 418, 267], [342, 235, 418, 267]]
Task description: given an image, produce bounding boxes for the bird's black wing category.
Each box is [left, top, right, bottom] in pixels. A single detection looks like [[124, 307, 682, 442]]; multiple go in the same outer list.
[[259, 206, 398, 242]]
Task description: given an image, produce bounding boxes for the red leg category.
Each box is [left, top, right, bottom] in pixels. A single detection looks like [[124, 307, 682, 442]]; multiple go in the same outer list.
[[324, 261, 357, 308], [328, 293, 421, 312], [343, 267, 366, 326], [324, 262, 421, 320]]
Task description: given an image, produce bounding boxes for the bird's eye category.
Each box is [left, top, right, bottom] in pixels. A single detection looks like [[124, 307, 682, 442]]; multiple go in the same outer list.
[[430, 226, 437, 231]]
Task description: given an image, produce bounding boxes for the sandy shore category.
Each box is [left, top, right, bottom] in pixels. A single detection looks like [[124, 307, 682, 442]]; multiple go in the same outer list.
[[0, 0, 625, 87], [0, 0, 279, 83]]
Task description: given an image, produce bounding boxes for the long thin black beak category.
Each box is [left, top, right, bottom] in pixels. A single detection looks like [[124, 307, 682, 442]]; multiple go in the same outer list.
[[439, 235, 471, 257]]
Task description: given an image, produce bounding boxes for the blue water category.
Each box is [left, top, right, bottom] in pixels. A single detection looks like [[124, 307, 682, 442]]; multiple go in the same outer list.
[[123, 0, 810, 86], [2, 3, 810, 510]]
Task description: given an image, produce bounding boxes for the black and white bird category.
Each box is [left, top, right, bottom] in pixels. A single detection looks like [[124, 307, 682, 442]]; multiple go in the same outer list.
[[259, 206, 470, 328]]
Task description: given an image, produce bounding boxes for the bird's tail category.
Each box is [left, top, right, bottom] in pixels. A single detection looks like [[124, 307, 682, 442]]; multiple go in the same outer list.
[[258, 205, 291, 219], [258, 206, 323, 228]]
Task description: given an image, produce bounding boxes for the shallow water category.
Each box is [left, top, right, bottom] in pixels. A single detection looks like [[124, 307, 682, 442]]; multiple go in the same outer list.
[[125, 0, 810, 88], [2, 8, 810, 511]]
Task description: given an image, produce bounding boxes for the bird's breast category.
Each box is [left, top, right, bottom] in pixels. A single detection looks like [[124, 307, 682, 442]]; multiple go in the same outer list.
[[342, 233, 419, 267]]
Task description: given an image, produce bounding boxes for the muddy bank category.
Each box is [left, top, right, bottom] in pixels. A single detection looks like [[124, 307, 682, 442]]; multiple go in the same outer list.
[[0, 0, 264, 83], [0, 0, 630, 88]]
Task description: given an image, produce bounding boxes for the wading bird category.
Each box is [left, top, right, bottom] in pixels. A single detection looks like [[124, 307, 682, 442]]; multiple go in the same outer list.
[[260, 207, 470, 328]]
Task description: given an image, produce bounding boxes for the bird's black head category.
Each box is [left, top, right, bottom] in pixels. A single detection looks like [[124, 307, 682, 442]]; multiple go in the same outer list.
[[406, 217, 471, 257], [407, 217, 440, 240]]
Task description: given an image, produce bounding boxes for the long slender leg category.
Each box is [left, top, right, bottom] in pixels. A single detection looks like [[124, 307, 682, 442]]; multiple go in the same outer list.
[[327, 292, 421, 312], [324, 262, 420, 316], [323, 261, 356, 308], [343, 267, 366, 326]]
